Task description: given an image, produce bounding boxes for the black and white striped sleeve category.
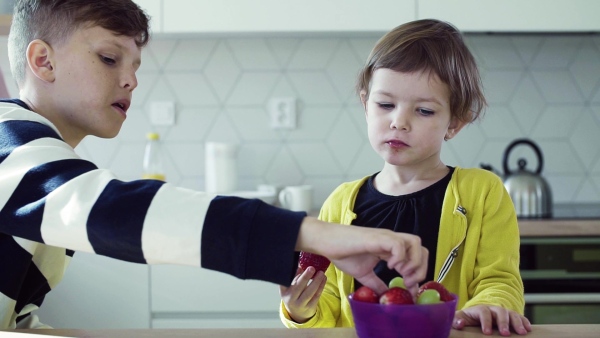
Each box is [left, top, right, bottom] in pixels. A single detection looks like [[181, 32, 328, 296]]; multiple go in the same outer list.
[[1, 107, 304, 286]]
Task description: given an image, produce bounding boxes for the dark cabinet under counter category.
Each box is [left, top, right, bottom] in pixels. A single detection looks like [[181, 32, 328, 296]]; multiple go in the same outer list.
[[519, 229, 600, 324]]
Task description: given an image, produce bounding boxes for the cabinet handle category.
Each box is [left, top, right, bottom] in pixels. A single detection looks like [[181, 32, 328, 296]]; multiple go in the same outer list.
[[525, 293, 600, 304]]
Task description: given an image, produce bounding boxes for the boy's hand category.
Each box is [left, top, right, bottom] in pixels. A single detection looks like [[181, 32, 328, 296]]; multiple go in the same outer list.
[[295, 217, 428, 296], [453, 305, 532, 336], [280, 267, 327, 323]]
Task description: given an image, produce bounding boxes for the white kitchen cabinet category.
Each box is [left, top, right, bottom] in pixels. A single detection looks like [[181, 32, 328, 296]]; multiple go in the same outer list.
[[150, 265, 284, 328], [150, 265, 281, 312], [144, 0, 600, 34], [160, 0, 416, 34], [133, 0, 163, 33], [33, 252, 150, 329], [418, 0, 600, 32]]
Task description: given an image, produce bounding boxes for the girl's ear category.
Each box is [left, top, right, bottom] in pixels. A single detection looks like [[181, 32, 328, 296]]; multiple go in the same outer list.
[[360, 90, 368, 117], [26, 39, 55, 83], [445, 116, 468, 141]]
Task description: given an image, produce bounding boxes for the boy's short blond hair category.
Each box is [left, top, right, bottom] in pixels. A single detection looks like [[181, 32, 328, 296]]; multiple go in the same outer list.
[[357, 19, 486, 123], [8, 0, 150, 87]]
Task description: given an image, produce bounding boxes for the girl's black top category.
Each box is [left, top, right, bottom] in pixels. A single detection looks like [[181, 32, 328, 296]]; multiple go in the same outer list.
[[352, 167, 454, 290]]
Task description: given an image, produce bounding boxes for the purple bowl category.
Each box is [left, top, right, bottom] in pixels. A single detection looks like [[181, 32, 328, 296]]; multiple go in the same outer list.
[[349, 293, 458, 338]]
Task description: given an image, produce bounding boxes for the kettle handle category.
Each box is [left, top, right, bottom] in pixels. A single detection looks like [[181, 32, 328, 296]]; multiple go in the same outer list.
[[502, 138, 544, 175]]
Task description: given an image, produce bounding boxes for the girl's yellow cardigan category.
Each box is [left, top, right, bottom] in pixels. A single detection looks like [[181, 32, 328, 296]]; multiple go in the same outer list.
[[280, 167, 525, 328]]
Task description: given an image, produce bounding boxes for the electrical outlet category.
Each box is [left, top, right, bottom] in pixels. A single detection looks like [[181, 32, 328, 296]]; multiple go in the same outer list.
[[149, 101, 175, 126], [268, 97, 296, 130]]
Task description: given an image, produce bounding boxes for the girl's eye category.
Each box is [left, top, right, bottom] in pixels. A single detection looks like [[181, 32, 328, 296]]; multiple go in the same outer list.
[[377, 103, 394, 110], [100, 55, 116, 65], [418, 108, 434, 116]]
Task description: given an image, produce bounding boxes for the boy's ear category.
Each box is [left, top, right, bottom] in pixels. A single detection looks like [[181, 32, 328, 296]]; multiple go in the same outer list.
[[445, 116, 468, 141], [26, 39, 55, 83]]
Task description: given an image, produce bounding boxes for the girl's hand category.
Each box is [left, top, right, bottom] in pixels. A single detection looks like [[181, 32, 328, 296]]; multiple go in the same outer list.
[[279, 267, 327, 323], [453, 305, 532, 336]]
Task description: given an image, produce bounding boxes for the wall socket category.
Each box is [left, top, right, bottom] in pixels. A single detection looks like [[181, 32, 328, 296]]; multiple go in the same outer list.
[[268, 97, 296, 130], [149, 101, 175, 126]]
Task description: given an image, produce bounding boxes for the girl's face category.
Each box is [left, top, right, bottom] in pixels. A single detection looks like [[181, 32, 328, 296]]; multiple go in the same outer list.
[[362, 68, 464, 170]]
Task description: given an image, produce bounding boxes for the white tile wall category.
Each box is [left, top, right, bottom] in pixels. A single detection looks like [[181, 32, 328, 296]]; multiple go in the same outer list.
[[2, 34, 600, 206]]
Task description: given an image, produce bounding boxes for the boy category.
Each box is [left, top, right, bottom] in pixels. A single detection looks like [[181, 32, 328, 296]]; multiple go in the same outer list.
[[0, 0, 428, 329]]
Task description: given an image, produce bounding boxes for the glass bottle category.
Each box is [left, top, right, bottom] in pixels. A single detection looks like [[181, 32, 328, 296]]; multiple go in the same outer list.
[[142, 132, 166, 181]]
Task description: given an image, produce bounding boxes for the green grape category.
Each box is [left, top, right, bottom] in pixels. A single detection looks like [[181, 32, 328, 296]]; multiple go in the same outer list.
[[417, 289, 441, 304], [388, 276, 406, 289]]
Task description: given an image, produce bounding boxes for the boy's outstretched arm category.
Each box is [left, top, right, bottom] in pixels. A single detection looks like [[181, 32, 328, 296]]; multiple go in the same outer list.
[[1, 107, 427, 290]]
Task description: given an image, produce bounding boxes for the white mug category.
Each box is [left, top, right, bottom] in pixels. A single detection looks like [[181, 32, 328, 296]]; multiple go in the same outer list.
[[279, 185, 313, 213]]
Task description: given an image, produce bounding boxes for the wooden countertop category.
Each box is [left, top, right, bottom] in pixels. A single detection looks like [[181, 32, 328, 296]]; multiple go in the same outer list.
[[5, 325, 600, 338], [518, 203, 600, 237], [519, 218, 600, 237]]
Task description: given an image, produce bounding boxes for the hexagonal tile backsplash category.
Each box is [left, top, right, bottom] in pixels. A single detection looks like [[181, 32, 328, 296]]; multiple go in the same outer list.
[[2, 33, 600, 207]]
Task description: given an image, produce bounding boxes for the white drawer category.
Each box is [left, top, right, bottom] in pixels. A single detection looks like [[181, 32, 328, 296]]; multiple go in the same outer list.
[[35, 252, 150, 328], [150, 265, 282, 312]]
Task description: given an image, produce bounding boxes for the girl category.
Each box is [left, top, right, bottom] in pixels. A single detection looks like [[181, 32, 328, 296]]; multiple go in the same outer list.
[[279, 19, 532, 336]]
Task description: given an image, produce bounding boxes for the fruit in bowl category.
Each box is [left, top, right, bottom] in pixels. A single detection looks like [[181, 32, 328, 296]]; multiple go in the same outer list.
[[418, 281, 454, 302], [349, 279, 458, 338]]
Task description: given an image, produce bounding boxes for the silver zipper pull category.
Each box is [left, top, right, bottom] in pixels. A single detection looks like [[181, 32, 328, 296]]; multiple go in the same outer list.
[[457, 206, 467, 215]]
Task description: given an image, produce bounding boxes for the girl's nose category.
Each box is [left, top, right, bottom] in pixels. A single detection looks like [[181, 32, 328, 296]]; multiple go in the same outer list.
[[390, 108, 410, 131]]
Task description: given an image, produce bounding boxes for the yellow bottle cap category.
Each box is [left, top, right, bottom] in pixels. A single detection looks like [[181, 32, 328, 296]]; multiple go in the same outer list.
[[147, 132, 160, 140]]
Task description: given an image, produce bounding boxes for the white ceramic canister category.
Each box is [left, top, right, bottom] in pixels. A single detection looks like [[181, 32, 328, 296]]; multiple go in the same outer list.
[[205, 142, 239, 194]]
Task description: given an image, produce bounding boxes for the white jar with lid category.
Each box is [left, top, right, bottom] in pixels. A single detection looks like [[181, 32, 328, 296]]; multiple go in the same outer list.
[[204, 142, 238, 193]]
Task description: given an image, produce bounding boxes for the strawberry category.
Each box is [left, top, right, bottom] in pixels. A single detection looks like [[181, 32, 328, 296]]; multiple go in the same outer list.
[[379, 287, 414, 305], [418, 281, 453, 302], [298, 251, 330, 273], [352, 286, 379, 303]]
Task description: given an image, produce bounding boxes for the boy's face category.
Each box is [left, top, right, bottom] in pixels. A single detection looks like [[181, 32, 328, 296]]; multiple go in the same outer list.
[[47, 25, 141, 145], [362, 68, 463, 169]]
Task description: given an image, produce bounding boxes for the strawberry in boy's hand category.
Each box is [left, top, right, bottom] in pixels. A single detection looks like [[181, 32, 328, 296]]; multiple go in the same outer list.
[[298, 251, 330, 273], [418, 281, 453, 302], [379, 287, 414, 305], [353, 286, 379, 303]]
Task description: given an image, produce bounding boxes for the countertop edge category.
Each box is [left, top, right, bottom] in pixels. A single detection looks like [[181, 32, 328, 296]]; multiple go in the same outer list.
[[519, 219, 600, 237], [4, 325, 600, 338]]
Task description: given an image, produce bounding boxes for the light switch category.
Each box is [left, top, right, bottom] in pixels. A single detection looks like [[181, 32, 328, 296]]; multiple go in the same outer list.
[[149, 101, 175, 126]]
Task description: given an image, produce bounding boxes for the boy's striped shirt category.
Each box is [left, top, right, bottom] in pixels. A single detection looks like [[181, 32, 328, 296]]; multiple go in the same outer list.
[[0, 101, 303, 329]]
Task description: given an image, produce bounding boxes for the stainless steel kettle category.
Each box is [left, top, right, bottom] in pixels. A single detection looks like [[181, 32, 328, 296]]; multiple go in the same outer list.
[[481, 138, 553, 218]]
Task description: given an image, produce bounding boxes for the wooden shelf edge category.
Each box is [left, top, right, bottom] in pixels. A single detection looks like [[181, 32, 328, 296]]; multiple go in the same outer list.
[[519, 219, 600, 237]]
